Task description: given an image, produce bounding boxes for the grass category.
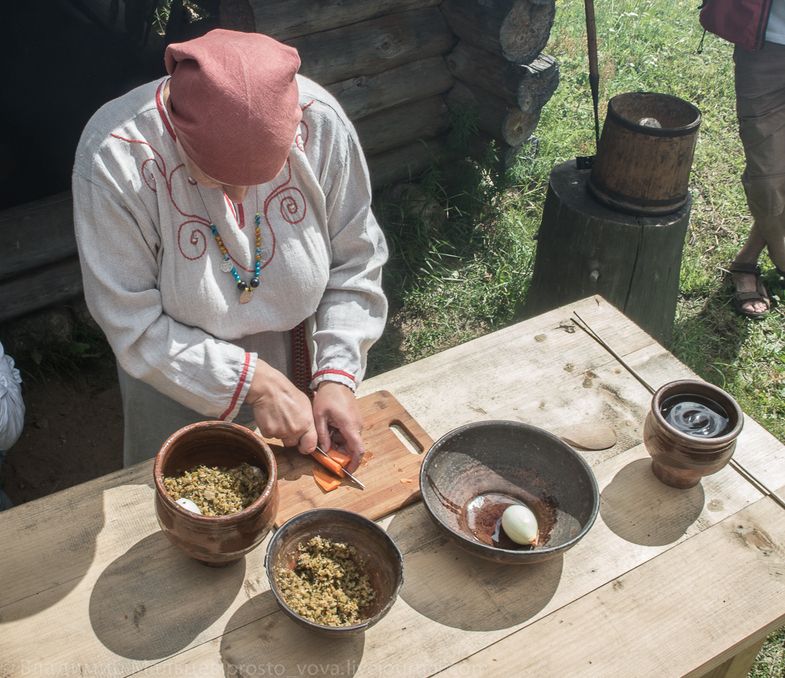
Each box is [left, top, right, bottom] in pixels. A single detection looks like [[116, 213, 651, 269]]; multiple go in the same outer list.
[[369, 0, 785, 674]]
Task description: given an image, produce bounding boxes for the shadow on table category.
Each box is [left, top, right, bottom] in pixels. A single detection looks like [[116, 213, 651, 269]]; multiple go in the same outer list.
[[220, 594, 364, 677], [600, 459, 705, 546], [0, 489, 104, 623], [89, 532, 245, 659], [386, 509, 563, 632]]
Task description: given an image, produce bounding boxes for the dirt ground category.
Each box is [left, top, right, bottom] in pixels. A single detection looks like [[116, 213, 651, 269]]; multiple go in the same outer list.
[[2, 359, 124, 506]]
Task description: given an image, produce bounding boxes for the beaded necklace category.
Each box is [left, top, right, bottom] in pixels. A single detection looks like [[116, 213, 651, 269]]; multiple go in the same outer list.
[[196, 186, 262, 304]]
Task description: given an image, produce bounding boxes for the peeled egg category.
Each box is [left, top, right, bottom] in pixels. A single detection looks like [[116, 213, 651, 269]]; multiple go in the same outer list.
[[501, 503, 539, 546], [176, 497, 202, 515]]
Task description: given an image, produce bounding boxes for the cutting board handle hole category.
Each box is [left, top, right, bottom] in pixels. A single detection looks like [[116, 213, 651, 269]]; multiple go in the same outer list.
[[390, 421, 423, 455]]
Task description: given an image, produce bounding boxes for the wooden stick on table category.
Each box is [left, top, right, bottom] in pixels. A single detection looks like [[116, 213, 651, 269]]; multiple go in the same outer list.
[[572, 311, 785, 511]]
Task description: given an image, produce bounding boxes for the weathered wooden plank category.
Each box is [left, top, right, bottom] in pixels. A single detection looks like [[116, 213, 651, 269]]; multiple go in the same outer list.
[[356, 96, 450, 157], [441, 0, 556, 64], [367, 137, 450, 190], [438, 486, 785, 678], [0, 191, 75, 279], [289, 8, 455, 86], [446, 41, 559, 114], [447, 81, 538, 148], [327, 56, 453, 122], [699, 639, 767, 678], [248, 0, 442, 41], [0, 257, 83, 323]]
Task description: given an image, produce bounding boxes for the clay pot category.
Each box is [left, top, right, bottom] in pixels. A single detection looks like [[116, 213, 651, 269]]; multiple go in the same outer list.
[[154, 421, 278, 566], [419, 420, 599, 565], [643, 380, 743, 489]]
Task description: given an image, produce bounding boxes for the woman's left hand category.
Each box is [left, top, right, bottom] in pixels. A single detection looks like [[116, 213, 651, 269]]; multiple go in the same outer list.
[[311, 382, 364, 472]]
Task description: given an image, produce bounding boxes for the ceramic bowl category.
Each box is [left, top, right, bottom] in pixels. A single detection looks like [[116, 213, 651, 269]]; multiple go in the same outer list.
[[419, 420, 600, 564], [154, 420, 278, 566], [265, 508, 403, 636], [644, 379, 744, 489]]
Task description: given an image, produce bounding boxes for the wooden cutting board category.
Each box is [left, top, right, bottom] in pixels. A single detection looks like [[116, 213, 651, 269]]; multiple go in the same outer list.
[[270, 390, 433, 526]]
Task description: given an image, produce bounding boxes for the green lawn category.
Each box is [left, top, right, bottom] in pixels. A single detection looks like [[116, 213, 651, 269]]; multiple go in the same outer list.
[[370, 0, 784, 673]]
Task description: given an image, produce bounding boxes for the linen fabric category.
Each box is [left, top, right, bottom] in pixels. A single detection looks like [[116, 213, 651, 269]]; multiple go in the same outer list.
[[0, 342, 24, 452], [165, 29, 302, 186], [73, 74, 388, 460]]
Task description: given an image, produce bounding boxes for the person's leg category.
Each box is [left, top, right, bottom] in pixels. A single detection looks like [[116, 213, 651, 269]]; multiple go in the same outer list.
[[755, 209, 785, 273], [733, 42, 785, 312]]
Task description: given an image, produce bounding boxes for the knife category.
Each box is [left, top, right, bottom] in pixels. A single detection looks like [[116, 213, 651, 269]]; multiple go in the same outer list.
[[314, 445, 366, 490]]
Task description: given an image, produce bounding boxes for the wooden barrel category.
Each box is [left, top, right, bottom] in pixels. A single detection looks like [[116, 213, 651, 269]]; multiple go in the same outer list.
[[588, 92, 701, 216]]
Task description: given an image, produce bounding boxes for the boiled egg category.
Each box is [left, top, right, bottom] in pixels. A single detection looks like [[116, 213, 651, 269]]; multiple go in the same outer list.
[[501, 503, 539, 545], [176, 497, 202, 515]]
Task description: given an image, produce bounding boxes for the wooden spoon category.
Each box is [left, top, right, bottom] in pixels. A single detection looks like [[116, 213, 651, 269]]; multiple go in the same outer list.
[[557, 422, 617, 450]]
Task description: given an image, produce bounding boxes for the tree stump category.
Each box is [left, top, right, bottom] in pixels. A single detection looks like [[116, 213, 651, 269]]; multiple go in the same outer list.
[[522, 160, 690, 346]]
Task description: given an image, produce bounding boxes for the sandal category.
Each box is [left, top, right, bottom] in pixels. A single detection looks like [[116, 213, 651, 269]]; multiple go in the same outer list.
[[728, 261, 771, 319]]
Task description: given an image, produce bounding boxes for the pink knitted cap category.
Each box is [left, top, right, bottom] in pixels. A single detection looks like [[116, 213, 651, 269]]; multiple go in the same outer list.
[[165, 29, 302, 186]]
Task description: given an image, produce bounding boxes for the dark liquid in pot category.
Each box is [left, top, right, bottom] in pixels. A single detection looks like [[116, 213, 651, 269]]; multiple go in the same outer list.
[[661, 394, 731, 438]]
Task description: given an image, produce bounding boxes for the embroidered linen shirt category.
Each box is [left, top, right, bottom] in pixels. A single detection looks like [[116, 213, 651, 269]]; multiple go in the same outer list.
[[73, 75, 388, 421]]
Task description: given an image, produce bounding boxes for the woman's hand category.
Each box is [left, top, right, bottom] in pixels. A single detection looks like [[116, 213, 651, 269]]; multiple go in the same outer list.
[[244, 359, 317, 453], [312, 382, 364, 472]]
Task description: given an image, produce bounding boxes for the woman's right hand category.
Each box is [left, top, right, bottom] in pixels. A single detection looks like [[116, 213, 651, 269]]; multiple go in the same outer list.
[[244, 359, 317, 453]]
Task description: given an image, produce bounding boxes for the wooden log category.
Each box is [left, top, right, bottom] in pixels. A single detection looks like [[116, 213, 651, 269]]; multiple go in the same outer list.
[[446, 81, 538, 148], [0, 258, 83, 323], [441, 0, 556, 64], [327, 56, 453, 122], [519, 54, 560, 114], [367, 137, 450, 190], [523, 161, 690, 346], [0, 192, 75, 280], [446, 42, 559, 114], [247, 0, 441, 41], [288, 7, 455, 86], [356, 96, 450, 157], [218, 0, 255, 32]]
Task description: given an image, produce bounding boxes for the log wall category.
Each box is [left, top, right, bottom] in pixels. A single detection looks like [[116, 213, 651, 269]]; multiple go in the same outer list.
[[0, 0, 560, 323], [442, 0, 559, 164]]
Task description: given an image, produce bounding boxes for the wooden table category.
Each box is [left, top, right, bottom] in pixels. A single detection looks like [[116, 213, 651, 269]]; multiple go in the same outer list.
[[2, 297, 784, 677]]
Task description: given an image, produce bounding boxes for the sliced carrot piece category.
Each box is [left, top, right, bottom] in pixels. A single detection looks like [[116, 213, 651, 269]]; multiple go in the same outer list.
[[313, 465, 342, 493], [326, 448, 352, 468], [312, 451, 345, 477]]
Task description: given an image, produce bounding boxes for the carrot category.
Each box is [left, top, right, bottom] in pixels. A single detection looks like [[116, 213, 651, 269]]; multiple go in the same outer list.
[[313, 465, 342, 493], [326, 448, 352, 468], [312, 450, 345, 477]]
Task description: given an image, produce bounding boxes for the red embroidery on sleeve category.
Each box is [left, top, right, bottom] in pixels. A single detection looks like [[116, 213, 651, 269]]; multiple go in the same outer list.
[[312, 369, 356, 383], [220, 352, 252, 420]]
